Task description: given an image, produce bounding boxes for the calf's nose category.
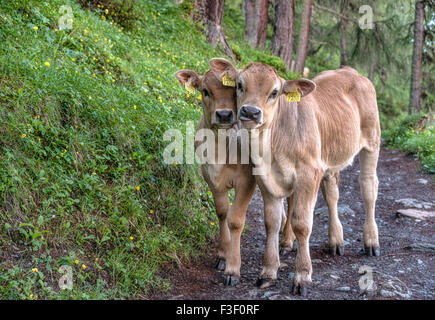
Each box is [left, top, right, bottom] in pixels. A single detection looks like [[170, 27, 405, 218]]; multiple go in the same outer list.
[[240, 105, 261, 121], [215, 110, 234, 123]]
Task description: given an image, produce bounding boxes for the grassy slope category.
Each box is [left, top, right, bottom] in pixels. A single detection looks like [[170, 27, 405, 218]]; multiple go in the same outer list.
[[0, 0, 297, 299], [0, 0, 222, 299]]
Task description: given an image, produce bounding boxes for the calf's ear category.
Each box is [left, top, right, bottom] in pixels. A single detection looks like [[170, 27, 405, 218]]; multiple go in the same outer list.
[[174, 69, 202, 89], [282, 78, 316, 97], [209, 58, 238, 81]]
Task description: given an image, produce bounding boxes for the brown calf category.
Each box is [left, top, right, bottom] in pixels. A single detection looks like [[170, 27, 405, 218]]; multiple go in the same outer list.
[[210, 59, 381, 295], [175, 65, 257, 286]]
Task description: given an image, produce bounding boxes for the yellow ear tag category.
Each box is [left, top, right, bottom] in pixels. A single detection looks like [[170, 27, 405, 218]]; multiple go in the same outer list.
[[286, 89, 301, 102], [184, 80, 196, 94], [222, 73, 235, 87]]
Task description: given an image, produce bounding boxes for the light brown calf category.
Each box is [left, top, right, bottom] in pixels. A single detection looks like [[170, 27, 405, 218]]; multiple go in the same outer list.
[[175, 66, 257, 286], [210, 59, 381, 295]]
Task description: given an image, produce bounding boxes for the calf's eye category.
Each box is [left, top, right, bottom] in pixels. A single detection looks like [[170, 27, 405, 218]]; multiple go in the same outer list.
[[237, 82, 243, 91], [269, 89, 278, 100], [203, 88, 209, 97]]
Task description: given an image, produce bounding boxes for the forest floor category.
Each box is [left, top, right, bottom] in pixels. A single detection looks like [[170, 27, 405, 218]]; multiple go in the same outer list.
[[151, 148, 434, 300]]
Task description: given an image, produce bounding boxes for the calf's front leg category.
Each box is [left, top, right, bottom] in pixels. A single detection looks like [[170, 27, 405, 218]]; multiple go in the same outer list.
[[211, 191, 230, 271], [257, 195, 283, 288], [291, 171, 322, 296], [223, 177, 256, 286]]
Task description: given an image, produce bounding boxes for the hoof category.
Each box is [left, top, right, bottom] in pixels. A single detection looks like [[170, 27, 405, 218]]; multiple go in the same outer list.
[[364, 246, 380, 257], [215, 257, 226, 271], [279, 247, 295, 256], [291, 282, 309, 297], [256, 278, 274, 289], [329, 245, 345, 256], [223, 274, 240, 286]]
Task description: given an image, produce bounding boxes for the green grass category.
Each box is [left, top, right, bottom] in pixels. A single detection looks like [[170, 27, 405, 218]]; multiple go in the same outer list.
[[383, 114, 435, 174]]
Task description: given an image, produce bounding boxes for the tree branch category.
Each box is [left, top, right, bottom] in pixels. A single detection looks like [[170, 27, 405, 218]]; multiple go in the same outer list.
[[312, 2, 358, 23], [313, 1, 398, 25]]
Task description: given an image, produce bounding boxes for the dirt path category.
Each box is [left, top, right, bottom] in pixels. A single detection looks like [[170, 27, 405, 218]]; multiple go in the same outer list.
[[152, 148, 434, 300]]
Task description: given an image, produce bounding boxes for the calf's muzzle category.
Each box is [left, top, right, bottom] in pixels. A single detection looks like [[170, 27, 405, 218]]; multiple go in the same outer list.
[[215, 109, 234, 124], [239, 105, 262, 122]]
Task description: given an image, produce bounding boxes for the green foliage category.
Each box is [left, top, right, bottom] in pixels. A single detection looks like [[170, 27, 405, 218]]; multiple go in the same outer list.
[[77, 0, 139, 30], [383, 114, 435, 173]]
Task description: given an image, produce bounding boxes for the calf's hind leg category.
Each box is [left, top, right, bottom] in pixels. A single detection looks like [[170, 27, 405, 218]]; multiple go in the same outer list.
[[320, 172, 344, 256], [358, 148, 380, 256], [280, 195, 296, 255]]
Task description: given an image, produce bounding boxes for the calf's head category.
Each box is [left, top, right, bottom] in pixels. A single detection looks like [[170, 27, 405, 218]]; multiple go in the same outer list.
[[209, 58, 316, 130], [175, 64, 237, 129]]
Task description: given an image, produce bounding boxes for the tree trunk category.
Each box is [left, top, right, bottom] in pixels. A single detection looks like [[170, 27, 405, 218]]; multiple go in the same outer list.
[[244, 0, 256, 46], [295, 0, 312, 73], [255, 0, 268, 49], [409, 0, 425, 115], [271, 0, 295, 69], [201, 0, 235, 59], [339, 0, 348, 67]]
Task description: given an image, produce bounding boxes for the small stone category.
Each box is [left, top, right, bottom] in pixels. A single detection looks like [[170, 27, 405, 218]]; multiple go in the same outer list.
[[405, 243, 435, 253], [397, 209, 435, 220], [395, 198, 423, 209], [417, 178, 428, 184], [330, 274, 340, 280], [336, 286, 351, 292], [395, 198, 433, 209], [380, 289, 395, 297], [261, 291, 279, 299]]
